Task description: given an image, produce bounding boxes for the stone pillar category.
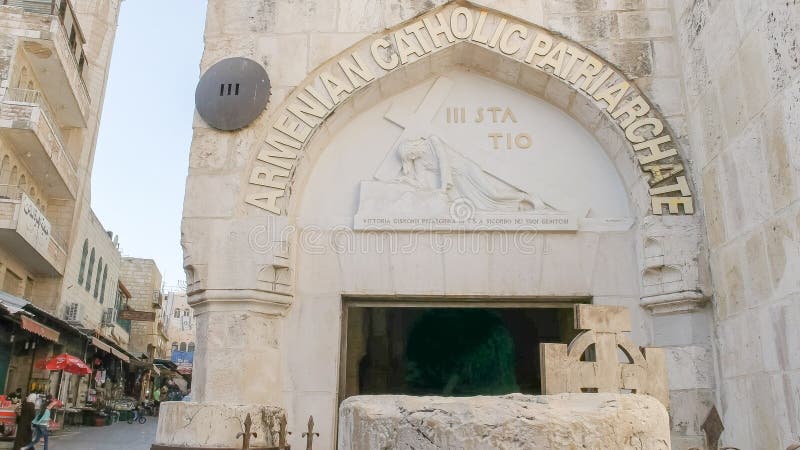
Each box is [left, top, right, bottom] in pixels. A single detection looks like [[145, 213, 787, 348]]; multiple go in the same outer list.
[[152, 289, 290, 449], [190, 289, 289, 404], [642, 293, 714, 450]]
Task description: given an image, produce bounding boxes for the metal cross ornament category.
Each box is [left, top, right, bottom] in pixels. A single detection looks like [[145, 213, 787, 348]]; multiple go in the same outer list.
[[236, 413, 258, 450], [302, 415, 319, 450], [277, 413, 291, 450]]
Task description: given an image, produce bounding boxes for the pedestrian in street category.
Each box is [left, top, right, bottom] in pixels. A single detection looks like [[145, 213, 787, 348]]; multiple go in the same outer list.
[[20, 397, 58, 450], [153, 386, 161, 416], [13, 394, 34, 450]]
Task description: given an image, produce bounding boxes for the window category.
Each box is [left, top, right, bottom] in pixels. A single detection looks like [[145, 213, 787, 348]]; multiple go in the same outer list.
[[2, 270, 22, 296], [187, 343, 195, 353], [171, 342, 178, 352], [93, 257, 103, 298], [183, 309, 190, 317], [99, 265, 108, 303], [179, 343, 187, 352], [85, 248, 95, 291], [77, 240, 88, 284], [174, 308, 181, 318]]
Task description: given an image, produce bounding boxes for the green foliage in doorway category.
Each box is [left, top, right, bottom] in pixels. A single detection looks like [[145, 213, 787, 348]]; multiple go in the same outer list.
[[405, 309, 518, 396]]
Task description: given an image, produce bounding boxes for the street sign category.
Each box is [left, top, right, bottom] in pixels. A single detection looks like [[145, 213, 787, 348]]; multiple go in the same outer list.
[[118, 310, 156, 322]]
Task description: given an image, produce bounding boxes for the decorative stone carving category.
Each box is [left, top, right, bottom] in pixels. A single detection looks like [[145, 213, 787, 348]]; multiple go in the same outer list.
[[257, 238, 292, 295], [354, 78, 577, 231], [639, 215, 709, 314], [338, 394, 671, 450], [540, 304, 669, 408]]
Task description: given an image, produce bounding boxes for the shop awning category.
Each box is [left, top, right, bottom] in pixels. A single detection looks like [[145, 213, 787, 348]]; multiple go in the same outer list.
[[21, 316, 59, 342], [90, 337, 111, 353], [0, 290, 30, 315], [110, 347, 130, 363]]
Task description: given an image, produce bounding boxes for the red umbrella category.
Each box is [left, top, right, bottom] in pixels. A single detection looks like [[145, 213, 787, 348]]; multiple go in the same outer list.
[[44, 354, 92, 375]]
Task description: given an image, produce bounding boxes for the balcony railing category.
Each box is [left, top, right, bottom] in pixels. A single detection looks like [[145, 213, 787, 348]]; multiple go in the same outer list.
[[2, 87, 77, 176], [1, 0, 57, 15], [2, 0, 88, 86]]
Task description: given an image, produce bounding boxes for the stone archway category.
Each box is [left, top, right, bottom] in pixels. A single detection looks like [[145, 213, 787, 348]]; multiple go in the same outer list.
[[177, 2, 711, 449]]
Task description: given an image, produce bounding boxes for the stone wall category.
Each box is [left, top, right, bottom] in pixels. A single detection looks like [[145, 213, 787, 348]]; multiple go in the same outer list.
[[672, 1, 800, 449], [184, 0, 800, 448], [119, 257, 165, 358]]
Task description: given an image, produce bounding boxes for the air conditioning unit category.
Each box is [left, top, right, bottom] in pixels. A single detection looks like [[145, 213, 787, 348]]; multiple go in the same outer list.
[[63, 303, 82, 324], [101, 308, 115, 326]]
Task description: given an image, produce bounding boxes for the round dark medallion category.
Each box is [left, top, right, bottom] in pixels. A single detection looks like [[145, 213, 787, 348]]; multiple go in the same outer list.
[[195, 57, 271, 131]]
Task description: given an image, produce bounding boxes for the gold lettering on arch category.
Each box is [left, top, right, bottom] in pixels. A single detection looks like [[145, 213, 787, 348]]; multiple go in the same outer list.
[[246, 4, 693, 216]]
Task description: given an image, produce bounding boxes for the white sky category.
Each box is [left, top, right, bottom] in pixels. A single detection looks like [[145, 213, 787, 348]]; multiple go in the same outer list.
[[92, 1, 207, 288]]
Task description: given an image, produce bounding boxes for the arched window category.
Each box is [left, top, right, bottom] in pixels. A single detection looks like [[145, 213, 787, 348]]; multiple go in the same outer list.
[[171, 342, 178, 352], [183, 309, 189, 317], [77, 239, 88, 284], [9, 166, 17, 186], [93, 257, 103, 298], [0, 155, 9, 185], [99, 265, 108, 303], [187, 342, 195, 352], [29, 186, 36, 198], [174, 308, 180, 318], [17, 175, 26, 191], [85, 248, 95, 291], [179, 342, 187, 352]]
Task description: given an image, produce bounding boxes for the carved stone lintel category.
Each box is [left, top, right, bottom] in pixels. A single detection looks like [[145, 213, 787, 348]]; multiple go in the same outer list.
[[640, 291, 709, 316]]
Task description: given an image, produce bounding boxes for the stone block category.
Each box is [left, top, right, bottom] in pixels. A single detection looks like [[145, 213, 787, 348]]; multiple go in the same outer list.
[[668, 388, 714, 436], [308, 33, 368, 69], [664, 345, 714, 390], [651, 40, 679, 76], [652, 308, 711, 347], [599, 0, 645, 10], [257, 34, 308, 87], [701, 162, 727, 248], [546, 12, 618, 42], [617, 11, 672, 38], [575, 303, 630, 331], [545, 0, 597, 14], [338, 394, 671, 449], [585, 40, 653, 78], [337, 0, 385, 32], [743, 231, 773, 305], [154, 402, 283, 449], [764, 95, 799, 212]]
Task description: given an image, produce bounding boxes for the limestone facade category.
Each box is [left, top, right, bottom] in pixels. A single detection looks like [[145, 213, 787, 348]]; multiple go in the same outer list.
[[179, 1, 800, 449], [119, 257, 167, 359]]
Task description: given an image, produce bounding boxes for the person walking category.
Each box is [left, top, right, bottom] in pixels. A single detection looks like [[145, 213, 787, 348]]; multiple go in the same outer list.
[[153, 386, 161, 416], [20, 397, 58, 450]]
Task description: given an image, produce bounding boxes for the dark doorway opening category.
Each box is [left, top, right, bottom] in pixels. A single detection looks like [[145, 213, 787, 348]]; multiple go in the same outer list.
[[342, 305, 577, 399]]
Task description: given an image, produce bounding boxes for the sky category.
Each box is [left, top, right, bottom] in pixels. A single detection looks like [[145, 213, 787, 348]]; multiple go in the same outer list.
[[92, 1, 207, 289]]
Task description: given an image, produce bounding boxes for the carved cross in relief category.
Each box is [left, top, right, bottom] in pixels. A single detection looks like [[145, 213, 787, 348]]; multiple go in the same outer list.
[[540, 304, 669, 407], [374, 77, 455, 182]]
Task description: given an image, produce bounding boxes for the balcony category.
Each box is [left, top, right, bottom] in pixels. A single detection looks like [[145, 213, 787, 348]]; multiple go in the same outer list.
[[1, 0, 90, 126], [0, 185, 66, 276], [0, 88, 78, 198]]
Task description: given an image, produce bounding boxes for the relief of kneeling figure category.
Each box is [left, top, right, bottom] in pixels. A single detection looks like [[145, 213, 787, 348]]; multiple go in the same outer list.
[[393, 135, 555, 212]]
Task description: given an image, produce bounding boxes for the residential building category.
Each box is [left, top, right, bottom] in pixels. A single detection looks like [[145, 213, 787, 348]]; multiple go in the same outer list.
[[165, 291, 193, 376], [118, 257, 167, 361]]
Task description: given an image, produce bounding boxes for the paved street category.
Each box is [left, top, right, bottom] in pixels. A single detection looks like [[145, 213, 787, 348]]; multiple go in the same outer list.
[[48, 419, 157, 450]]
